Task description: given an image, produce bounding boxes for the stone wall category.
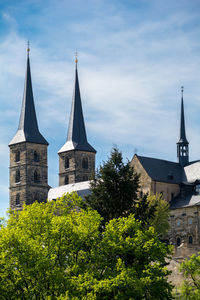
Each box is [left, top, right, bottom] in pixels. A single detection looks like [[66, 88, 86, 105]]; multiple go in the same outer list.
[[9, 142, 49, 210], [59, 150, 95, 185]]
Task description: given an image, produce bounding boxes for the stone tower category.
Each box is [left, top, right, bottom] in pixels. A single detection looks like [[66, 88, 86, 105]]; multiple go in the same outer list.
[[58, 59, 96, 186], [9, 49, 49, 210], [177, 87, 189, 167]]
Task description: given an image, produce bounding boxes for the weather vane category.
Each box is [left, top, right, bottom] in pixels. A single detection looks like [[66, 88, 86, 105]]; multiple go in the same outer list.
[[181, 86, 184, 96], [27, 40, 30, 54], [75, 51, 78, 64]]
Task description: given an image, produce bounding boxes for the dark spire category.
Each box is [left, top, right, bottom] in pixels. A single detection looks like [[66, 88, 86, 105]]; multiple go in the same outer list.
[[177, 86, 189, 166], [9, 45, 48, 146], [58, 57, 96, 153], [178, 86, 188, 144]]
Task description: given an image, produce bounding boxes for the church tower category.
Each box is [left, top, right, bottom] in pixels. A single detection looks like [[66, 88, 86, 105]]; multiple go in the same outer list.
[[177, 87, 189, 167], [58, 58, 96, 186], [9, 47, 49, 210]]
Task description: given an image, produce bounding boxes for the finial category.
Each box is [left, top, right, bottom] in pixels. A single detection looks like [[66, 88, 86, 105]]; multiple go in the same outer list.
[[27, 40, 30, 55], [75, 51, 78, 64], [181, 86, 184, 98]]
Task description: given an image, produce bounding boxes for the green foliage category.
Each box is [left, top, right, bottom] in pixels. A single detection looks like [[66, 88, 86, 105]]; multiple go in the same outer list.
[[147, 194, 170, 236], [0, 194, 173, 299], [180, 252, 200, 299], [86, 147, 140, 224]]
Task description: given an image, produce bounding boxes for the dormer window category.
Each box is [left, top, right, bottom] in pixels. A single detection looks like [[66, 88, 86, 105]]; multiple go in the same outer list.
[[167, 173, 174, 180], [196, 184, 200, 195]]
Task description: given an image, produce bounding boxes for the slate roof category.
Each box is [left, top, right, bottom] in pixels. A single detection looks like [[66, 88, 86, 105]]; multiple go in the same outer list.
[[48, 181, 91, 200], [9, 54, 48, 146], [183, 161, 200, 183], [136, 155, 183, 184], [58, 64, 96, 154], [170, 194, 200, 209]]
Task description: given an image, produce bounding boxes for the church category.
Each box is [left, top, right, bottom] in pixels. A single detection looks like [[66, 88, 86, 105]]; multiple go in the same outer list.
[[9, 48, 200, 256]]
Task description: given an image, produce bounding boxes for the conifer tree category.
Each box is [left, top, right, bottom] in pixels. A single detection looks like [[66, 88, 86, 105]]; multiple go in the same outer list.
[[86, 147, 140, 224]]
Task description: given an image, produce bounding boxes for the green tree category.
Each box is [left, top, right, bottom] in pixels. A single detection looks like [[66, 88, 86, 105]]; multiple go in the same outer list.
[[180, 253, 200, 299], [86, 147, 140, 224], [0, 194, 173, 299]]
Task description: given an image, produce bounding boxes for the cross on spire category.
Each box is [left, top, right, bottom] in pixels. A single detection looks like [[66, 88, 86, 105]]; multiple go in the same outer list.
[[27, 40, 30, 55]]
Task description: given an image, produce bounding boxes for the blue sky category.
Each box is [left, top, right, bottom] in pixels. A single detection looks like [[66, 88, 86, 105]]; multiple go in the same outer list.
[[1, 0, 200, 217]]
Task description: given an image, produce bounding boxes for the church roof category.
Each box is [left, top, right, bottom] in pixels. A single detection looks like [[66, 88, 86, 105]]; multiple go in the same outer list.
[[135, 155, 183, 184], [48, 181, 91, 200], [9, 52, 48, 146], [177, 88, 188, 145], [170, 193, 200, 209], [58, 62, 96, 154], [183, 161, 200, 183]]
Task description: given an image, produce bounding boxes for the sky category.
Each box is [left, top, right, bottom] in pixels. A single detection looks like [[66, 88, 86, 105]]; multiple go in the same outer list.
[[1, 0, 200, 217]]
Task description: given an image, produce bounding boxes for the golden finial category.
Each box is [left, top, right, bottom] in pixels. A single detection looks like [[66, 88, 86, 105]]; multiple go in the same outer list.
[[27, 40, 30, 54], [75, 51, 78, 64]]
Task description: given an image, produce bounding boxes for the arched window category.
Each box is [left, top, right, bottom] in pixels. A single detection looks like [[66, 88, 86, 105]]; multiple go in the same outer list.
[[177, 237, 181, 247], [16, 194, 20, 206], [82, 157, 88, 169], [83, 175, 88, 182], [15, 169, 20, 183], [34, 193, 39, 202], [189, 236, 193, 244], [65, 175, 69, 185], [34, 151, 39, 162], [34, 170, 40, 183], [15, 151, 20, 162], [65, 157, 69, 169]]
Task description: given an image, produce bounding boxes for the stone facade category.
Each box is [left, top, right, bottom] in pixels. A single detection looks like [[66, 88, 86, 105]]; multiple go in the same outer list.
[[169, 205, 200, 257], [9, 142, 49, 210], [58, 150, 95, 185], [131, 155, 180, 202]]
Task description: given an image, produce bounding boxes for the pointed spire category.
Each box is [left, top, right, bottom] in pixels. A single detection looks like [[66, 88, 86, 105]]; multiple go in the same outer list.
[[58, 56, 96, 153], [178, 86, 188, 144], [177, 86, 189, 166], [9, 45, 48, 146]]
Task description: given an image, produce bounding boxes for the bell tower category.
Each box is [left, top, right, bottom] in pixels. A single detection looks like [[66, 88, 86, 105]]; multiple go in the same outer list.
[[177, 86, 189, 167], [9, 46, 49, 210], [58, 57, 96, 185]]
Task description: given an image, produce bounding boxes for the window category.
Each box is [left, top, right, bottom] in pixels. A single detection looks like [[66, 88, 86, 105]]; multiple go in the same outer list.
[[65, 175, 69, 185], [167, 173, 174, 180], [189, 236, 193, 244], [15, 151, 20, 162], [188, 218, 193, 225], [34, 151, 39, 162], [16, 194, 20, 206], [196, 184, 200, 195], [171, 193, 174, 200], [65, 157, 69, 169], [34, 170, 40, 183], [34, 193, 39, 202], [177, 237, 181, 246], [15, 169, 20, 183], [83, 175, 88, 182], [176, 219, 181, 227], [82, 157, 88, 169]]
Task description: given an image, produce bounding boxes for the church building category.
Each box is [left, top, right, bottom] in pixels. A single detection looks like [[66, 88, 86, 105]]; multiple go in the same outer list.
[[9, 48, 200, 256]]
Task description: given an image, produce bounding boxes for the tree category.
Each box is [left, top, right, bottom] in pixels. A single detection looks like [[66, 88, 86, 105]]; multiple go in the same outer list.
[[86, 147, 140, 224], [180, 253, 200, 299], [0, 194, 173, 299], [134, 194, 170, 237]]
